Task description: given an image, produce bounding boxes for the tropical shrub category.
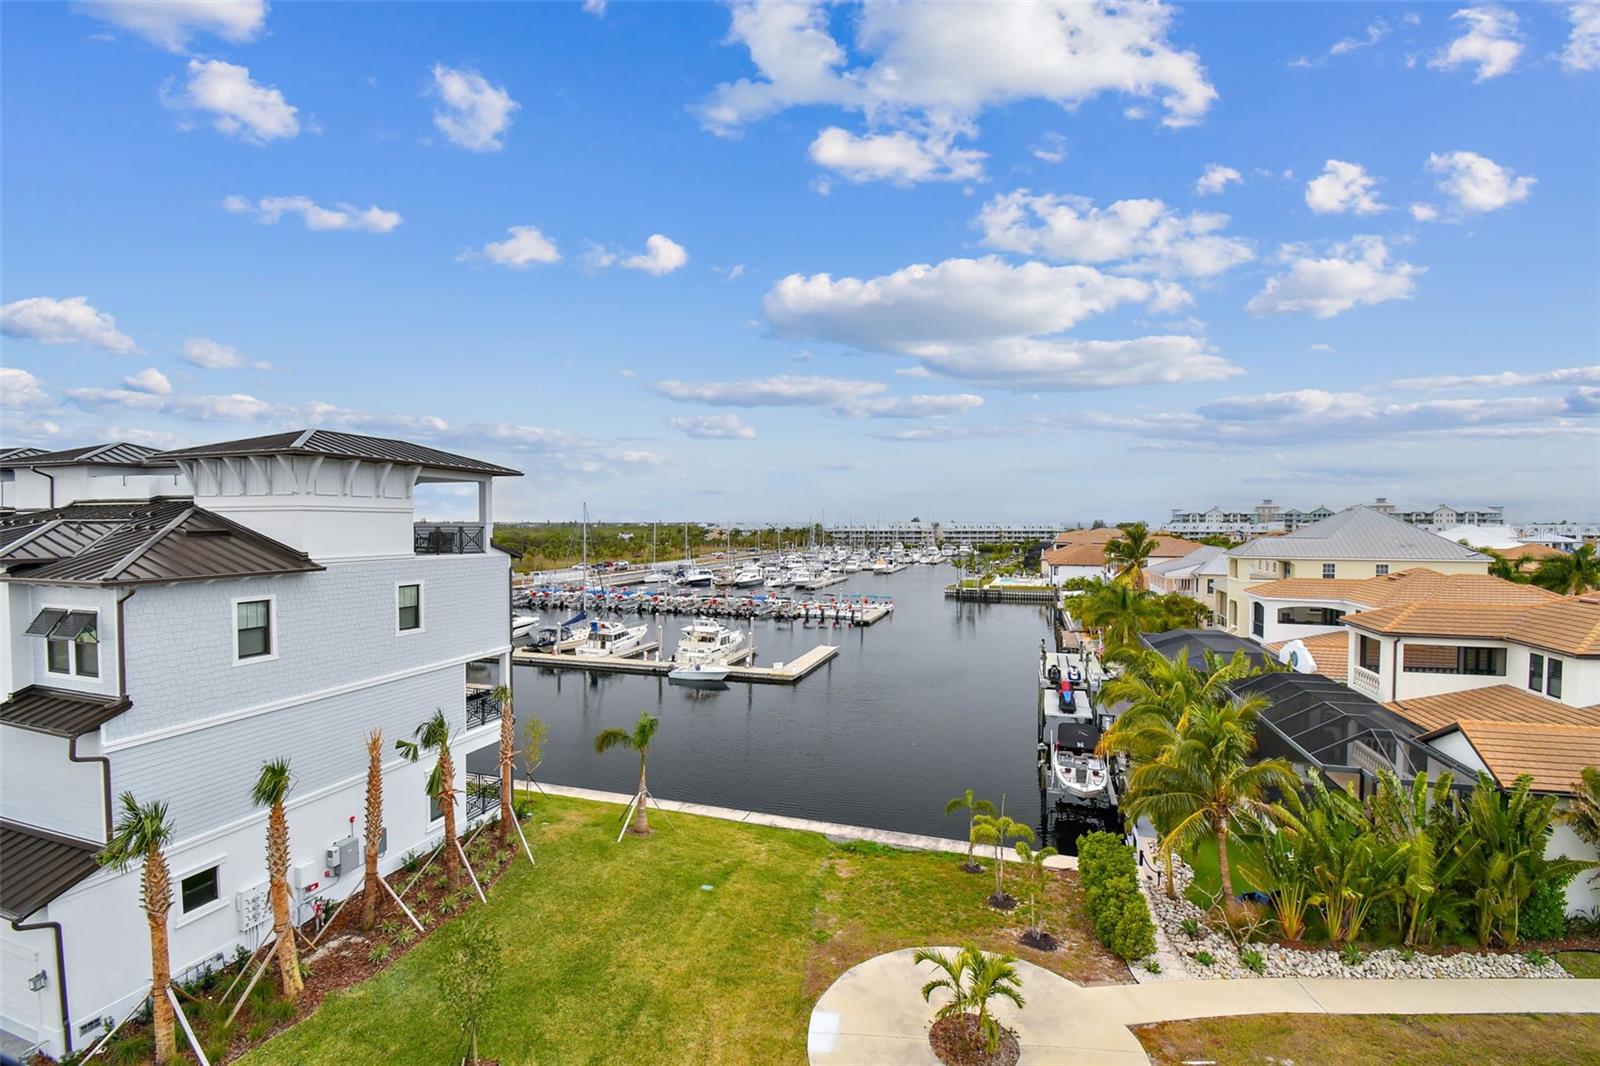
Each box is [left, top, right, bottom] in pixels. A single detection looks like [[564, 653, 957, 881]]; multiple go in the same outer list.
[[1519, 873, 1574, 942], [1078, 832, 1158, 960], [913, 945, 1026, 1056], [1240, 948, 1265, 974], [1193, 950, 1214, 967]]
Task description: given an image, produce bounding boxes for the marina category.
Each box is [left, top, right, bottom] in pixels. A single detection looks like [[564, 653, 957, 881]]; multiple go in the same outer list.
[[511, 642, 840, 684]]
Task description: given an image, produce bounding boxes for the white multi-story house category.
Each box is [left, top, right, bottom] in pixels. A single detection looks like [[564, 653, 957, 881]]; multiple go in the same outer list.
[[0, 430, 520, 1058], [1213, 508, 1491, 637], [828, 521, 1061, 550], [1167, 498, 1505, 539]]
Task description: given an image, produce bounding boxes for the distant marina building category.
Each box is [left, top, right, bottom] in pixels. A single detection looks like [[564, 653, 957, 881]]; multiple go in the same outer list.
[[1166, 498, 1505, 539], [827, 520, 1061, 550], [0, 431, 521, 1057]]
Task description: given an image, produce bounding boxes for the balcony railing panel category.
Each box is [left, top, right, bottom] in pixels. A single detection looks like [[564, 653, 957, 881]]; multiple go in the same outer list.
[[414, 522, 486, 555], [465, 773, 499, 821], [465, 686, 501, 729]]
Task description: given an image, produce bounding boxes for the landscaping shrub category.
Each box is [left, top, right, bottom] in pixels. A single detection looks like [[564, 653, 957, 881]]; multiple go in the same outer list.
[[1518, 874, 1572, 942], [1077, 831, 1158, 961]]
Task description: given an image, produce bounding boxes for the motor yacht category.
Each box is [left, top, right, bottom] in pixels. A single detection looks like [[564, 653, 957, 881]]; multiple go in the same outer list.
[[673, 617, 744, 666], [732, 566, 764, 588], [578, 618, 649, 656]]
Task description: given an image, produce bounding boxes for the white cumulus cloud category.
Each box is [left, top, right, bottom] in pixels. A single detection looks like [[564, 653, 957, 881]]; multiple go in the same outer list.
[[1425, 150, 1534, 214], [1, 295, 138, 353], [1, 367, 51, 410], [122, 367, 172, 395], [466, 225, 562, 269], [223, 194, 401, 232], [668, 414, 758, 439], [431, 64, 517, 152], [165, 59, 300, 143], [1247, 236, 1421, 319], [622, 234, 688, 276], [1429, 6, 1523, 81], [182, 337, 270, 370], [975, 191, 1252, 278], [808, 126, 985, 185], [1560, 3, 1600, 71], [1304, 159, 1385, 215], [77, 0, 267, 52], [1195, 163, 1242, 196]]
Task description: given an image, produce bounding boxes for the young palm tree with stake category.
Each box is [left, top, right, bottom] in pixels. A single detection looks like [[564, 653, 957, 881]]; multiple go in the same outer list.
[[944, 788, 995, 873], [594, 711, 660, 836], [971, 810, 1034, 907], [360, 730, 383, 931], [252, 758, 304, 998], [98, 793, 178, 1063], [1014, 841, 1059, 943], [397, 709, 460, 888], [493, 683, 515, 842]]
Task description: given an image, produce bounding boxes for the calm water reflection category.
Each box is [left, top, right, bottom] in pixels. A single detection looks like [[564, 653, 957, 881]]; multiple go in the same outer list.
[[472, 567, 1070, 842]]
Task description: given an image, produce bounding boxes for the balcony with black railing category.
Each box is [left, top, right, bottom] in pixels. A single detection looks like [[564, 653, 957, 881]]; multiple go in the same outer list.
[[414, 522, 486, 554], [465, 685, 502, 729]]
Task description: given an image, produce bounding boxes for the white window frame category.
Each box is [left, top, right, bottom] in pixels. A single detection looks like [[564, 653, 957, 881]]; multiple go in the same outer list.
[[40, 605, 99, 679], [396, 580, 425, 636], [1375, 564, 1389, 576], [1321, 563, 1337, 579], [173, 857, 227, 927], [232, 594, 279, 666]]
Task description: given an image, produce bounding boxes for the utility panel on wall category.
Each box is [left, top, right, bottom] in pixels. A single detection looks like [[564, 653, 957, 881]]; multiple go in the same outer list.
[[235, 883, 270, 933]]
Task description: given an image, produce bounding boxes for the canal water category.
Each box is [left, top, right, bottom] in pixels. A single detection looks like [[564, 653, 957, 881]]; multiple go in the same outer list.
[[476, 566, 1083, 845]]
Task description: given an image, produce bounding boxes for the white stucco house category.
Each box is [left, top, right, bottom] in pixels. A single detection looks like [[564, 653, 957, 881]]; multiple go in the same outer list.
[[0, 431, 520, 1057]]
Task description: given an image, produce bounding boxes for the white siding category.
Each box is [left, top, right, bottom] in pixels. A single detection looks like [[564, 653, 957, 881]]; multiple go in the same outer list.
[[0, 725, 104, 841]]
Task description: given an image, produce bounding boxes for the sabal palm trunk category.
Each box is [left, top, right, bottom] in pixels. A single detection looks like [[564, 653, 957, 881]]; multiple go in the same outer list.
[[498, 693, 515, 842], [632, 756, 651, 834], [144, 850, 177, 1063], [440, 744, 460, 887], [361, 731, 383, 931], [268, 802, 304, 998]]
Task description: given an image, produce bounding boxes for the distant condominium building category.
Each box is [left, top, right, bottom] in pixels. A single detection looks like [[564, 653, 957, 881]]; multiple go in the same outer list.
[[827, 520, 1061, 549], [1166, 498, 1504, 538], [0, 431, 521, 1057]]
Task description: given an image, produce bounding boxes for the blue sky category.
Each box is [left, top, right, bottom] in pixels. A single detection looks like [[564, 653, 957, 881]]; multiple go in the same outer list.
[[3, 1, 1597, 524]]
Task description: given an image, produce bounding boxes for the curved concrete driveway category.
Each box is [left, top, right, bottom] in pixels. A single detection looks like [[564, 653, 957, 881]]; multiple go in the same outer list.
[[806, 947, 1149, 1065], [807, 948, 1600, 1065]]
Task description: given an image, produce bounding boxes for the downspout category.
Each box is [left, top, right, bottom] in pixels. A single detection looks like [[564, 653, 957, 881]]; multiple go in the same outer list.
[[67, 734, 112, 842], [39, 468, 56, 509], [1392, 638, 1401, 702], [10, 913, 73, 1055]]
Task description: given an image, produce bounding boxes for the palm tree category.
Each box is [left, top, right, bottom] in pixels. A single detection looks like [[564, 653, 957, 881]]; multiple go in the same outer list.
[[397, 710, 460, 888], [1098, 646, 1256, 759], [1121, 698, 1297, 902], [1534, 543, 1600, 595], [913, 946, 1026, 1055], [98, 794, 177, 1063], [1484, 549, 1531, 583], [594, 711, 660, 836], [1077, 580, 1163, 652], [1558, 766, 1600, 885], [971, 811, 1034, 906], [1014, 841, 1059, 941], [944, 788, 996, 873], [1104, 522, 1156, 590], [252, 759, 304, 999], [493, 683, 515, 842], [360, 730, 384, 931], [1369, 769, 1471, 946], [1461, 772, 1590, 947]]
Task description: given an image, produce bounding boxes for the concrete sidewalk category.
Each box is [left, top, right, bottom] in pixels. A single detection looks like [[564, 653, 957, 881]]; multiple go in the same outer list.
[[530, 782, 1078, 868], [807, 947, 1600, 1065]]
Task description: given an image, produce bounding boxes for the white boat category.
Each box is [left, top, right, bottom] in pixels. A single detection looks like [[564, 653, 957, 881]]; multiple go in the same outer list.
[[803, 569, 848, 590], [674, 617, 744, 664], [579, 619, 649, 656], [732, 566, 764, 588], [511, 613, 540, 641], [763, 565, 790, 588], [1039, 649, 1117, 808], [669, 662, 731, 683], [676, 568, 715, 587], [638, 571, 672, 587], [843, 558, 862, 573]]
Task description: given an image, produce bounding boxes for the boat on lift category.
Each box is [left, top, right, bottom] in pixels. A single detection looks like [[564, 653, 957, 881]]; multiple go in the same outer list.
[[1038, 650, 1117, 810]]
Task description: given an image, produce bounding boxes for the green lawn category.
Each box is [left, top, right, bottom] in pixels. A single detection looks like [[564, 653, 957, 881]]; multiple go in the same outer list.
[[242, 794, 1124, 1066], [1557, 951, 1600, 979], [1183, 834, 1268, 904], [1135, 1013, 1600, 1065]]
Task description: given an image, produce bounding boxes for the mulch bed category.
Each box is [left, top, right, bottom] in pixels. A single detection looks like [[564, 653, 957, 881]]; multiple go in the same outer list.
[[1018, 928, 1058, 952], [929, 1014, 1021, 1066], [960, 862, 987, 875], [986, 892, 1018, 912]]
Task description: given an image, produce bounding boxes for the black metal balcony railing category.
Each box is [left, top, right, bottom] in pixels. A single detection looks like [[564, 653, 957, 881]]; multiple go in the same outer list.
[[465, 774, 499, 821], [414, 522, 486, 555], [465, 687, 502, 729]]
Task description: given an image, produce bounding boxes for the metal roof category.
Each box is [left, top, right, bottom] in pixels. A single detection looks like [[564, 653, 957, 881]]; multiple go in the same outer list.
[[0, 686, 131, 737], [1229, 507, 1489, 562], [0, 447, 46, 463], [1, 442, 171, 469], [0, 819, 102, 921], [155, 429, 522, 477], [0, 498, 323, 586], [1142, 628, 1272, 670]]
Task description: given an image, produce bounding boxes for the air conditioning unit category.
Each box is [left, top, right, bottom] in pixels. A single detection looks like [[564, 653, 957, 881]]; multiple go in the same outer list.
[[235, 883, 270, 933]]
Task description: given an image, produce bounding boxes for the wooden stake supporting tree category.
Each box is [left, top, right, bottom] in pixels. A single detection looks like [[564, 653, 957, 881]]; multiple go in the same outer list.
[[594, 711, 660, 838], [398, 709, 461, 889]]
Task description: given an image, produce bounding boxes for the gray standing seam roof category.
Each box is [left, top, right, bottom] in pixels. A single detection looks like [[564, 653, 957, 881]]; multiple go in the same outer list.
[[1, 442, 170, 468], [1229, 507, 1489, 562], [0, 686, 131, 737], [154, 429, 522, 477], [0, 819, 103, 921]]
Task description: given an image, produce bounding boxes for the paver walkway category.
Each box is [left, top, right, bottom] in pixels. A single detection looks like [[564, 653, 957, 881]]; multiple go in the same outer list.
[[532, 782, 1077, 868], [807, 947, 1600, 1065]]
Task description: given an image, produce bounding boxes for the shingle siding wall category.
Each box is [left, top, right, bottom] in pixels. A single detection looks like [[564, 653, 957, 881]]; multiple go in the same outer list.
[[111, 553, 508, 742], [19, 585, 120, 699], [111, 663, 468, 842]]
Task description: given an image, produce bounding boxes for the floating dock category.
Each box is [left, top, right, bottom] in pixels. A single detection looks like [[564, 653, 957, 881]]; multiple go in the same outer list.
[[511, 642, 840, 684]]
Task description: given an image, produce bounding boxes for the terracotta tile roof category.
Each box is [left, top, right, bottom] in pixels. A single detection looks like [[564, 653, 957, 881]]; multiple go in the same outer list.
[[1434, 720, 1600, 795], [1385, 685, 1600, 733], [1042, 532, 1207, 568], [1347, 594, 1600, 657], [1266, 631, 1350, 681], [1496, 543, 1569, 562], [1247, 568, 1557, 608]]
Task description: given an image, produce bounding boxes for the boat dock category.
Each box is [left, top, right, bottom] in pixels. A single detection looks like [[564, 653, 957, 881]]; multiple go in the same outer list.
[[512, 642, 840, 684]]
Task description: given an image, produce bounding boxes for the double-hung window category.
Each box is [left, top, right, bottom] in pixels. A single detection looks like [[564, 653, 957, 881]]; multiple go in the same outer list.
[[1547, 658, 1564, 699], [236, 599, 272, 660], [398, 583, 422, 632], [181, 866, 220, 913], [1529, 653, 1545, 693]]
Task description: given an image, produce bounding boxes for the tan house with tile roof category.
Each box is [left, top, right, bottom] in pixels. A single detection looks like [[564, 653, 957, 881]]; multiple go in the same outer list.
[[1039, 528, 1206, 586]]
